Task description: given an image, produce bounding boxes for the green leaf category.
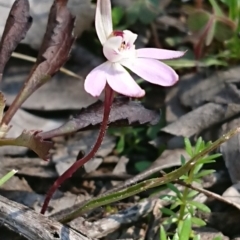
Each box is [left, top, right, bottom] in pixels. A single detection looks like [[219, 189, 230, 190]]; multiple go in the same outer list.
[[194, 137, 204, 155], [187, 10, 211, 32], [163, 216, 178, 225], [215, 18, 236, 42], [184, 138, 193, 156], [134, 160, 152, 172], [160, 194, 177, 202], [205, 19, 216, 46], [160, 226, 168, 240], [201, 57, 228, 67], [209, 0, 225, 16], [116, 135, 125, 153], [212, 236, 223, 240], [112, 7, 124, 27], [170, 201, 182, 210], [188, 201, 211, 213], [167, 183, 182, 198], [187, 190, 199, 199], [126, 2, 141, 25], [139, 0, 160, 24], [195, 169, 215, 179], [179, 215, 192, 240], [0, 169, 18, 187], [193, 234, 201, 240], [180, 155, 186, 165], [193, 162, 204, 174], [161, 207, 177, 216], [173, 232, 179, 240], [191, 217, 206, 226]]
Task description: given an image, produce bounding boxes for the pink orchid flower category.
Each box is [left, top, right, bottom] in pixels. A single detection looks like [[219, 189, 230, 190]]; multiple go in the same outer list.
[[84, 0, 185, 98]]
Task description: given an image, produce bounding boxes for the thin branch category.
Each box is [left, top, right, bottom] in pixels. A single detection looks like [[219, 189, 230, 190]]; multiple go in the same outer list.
[[175, 180, 240, 211]]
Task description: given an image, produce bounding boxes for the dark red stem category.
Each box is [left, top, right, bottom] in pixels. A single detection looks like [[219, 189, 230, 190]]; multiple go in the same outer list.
[[40, 84, 114, 214]]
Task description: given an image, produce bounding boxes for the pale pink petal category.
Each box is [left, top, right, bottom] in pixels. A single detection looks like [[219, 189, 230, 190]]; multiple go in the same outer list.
[[123, 30, 137, 47], [121, 58, 179, 86], [84, 62, 110, 97], [95, 0, 113, 45], [103, 36, 122, 62], [106, 63, 145, 97], [137, 48, 186, 60]]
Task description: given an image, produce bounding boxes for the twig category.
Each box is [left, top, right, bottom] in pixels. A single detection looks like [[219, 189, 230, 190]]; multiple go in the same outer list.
[[175, 180, 240, 211], [69, 199, 158, 239], [0, 195, 91, 240]]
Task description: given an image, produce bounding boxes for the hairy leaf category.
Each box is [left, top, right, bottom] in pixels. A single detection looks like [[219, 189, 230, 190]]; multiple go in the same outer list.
[[39, 97, 161, 139], [0, 130, 53, 160], [0, 0, 32, 79]]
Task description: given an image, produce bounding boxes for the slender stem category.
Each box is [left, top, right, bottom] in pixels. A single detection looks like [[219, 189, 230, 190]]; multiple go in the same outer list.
[[178, 164, 195, 222], [40, 85, 114, 214], [1, 87, 29, 125]]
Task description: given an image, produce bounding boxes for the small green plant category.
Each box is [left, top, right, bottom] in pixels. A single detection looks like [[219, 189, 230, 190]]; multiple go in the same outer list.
[[182, 0, 240, 66], [159, 137, 221, 239], [0, 169, 18, 187]]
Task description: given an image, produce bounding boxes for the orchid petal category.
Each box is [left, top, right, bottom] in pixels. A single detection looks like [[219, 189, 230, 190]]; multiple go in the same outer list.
[[84, 62, 109, 97], [123, 30, 137, 47], [137, 48, 186, 60], [95, 0, 113, 45], [106, 63, 145, 97], [103, 36, 122, 62], [121, 58, 179, 86]]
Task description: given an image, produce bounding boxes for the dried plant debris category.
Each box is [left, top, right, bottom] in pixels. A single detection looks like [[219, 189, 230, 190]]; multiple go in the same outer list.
[[0, 130, 53, 160], [2, 62, 96, 110], [162, 102, 240, 137], [0, 0, 32, 79], [180, 67, 240, 108], [0, 194, 90, 239], [162, 67, 240, 138], [34, 0, 75, 79], [0, 108, 62, 156], [40, 97, 160, 138], [0, 157, 57, 178], [0, 0, 94, 49], [53, 131, 115, 175], [69, 199, 157, 239], [220, 117, 240, 183], [222, 182, 240, 207]]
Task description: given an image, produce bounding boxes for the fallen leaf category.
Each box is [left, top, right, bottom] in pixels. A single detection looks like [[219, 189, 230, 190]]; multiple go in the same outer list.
[[0, 0, 94, 49], [39, 97, 161, 138], [34, 0, 75, 79], [162, 103, 240, 137], [2, 60, 96, 110], [0, 130, 53, 160], [220, 117, 240, 183], [180, 67, 240, 108], [0, 157, 57, 178], [222, 182, 240, 207], [0, 108, 62, 156], [1, 0, 76, 125], [0, 0, 32, 78], [53, 131, 115, 175]]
